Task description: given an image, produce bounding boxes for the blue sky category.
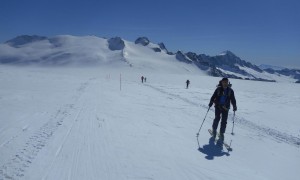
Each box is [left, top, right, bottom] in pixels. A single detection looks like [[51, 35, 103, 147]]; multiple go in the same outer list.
[[0, 0, 299, 67]]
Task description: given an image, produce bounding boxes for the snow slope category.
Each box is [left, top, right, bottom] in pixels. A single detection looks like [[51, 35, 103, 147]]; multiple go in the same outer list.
[[0, 65, 299, 180], [1, 35, 297, 82], [0, 35, 204, 75], [0, 35, 124, 66], [123, 41, 204, 74]]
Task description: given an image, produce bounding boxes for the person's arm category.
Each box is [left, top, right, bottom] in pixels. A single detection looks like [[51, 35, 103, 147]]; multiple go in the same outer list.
[[209, 89, 218, 107]]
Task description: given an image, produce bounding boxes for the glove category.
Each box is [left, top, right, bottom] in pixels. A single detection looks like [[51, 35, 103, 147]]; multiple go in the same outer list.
[[208, 102, 213, 107], [233, 106, 237, 111]]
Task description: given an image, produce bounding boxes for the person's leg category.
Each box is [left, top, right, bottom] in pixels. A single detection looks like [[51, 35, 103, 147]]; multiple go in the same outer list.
[[212, 107, 221, 131], [220, 110, 229, 134], [218, 110, 229, 140]]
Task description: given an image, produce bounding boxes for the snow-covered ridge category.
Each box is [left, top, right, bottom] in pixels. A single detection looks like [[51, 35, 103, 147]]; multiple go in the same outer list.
[[0, 35, 204, 74], [0, 35, 299, 82]]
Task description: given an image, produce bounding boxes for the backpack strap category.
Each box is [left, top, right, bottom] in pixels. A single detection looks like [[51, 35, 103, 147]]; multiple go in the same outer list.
[[227, 87, 232, 97]]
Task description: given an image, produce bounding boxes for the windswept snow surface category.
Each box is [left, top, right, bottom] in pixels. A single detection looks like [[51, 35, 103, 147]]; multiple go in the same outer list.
[[0, 65, 299, 180]]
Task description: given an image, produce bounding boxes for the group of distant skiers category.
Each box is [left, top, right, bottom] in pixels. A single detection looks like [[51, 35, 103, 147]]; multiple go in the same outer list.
[[141, 75, 237, 141], [141, 76, 147, 83]]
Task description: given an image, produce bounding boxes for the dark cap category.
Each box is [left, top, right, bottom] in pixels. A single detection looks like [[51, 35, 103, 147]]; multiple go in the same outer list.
[[221, 77, 229, 81]]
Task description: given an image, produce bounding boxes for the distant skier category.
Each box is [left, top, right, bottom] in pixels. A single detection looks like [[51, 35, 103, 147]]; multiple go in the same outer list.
[[141, 76, 144, 83], [186, 79, 190, 89], [208, 78, 237, 141], [144, 77, 147, 82]]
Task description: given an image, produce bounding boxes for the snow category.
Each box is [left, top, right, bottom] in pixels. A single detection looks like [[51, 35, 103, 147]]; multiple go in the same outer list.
[[237, 65, 295, 83], [0, 35, 299, 179], [216, 66, 250, 79], [0, 64, 299, 180], [123, 41, 203, 74]]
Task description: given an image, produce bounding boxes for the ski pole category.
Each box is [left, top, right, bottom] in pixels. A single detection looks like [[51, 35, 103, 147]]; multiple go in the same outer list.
[[196, 107, 210, 137], [231, 111, 236, 135]]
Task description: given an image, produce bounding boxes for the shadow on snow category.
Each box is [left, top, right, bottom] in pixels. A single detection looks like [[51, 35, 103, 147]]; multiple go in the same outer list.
[[198, 137, 230, 160]]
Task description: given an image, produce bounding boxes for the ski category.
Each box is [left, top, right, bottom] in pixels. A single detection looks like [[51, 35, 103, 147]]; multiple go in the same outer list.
[[223, 141, 232, 151], [208, 129, 233, 151]]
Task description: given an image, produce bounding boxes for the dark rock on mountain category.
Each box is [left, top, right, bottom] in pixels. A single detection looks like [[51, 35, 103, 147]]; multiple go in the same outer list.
[[152, 47, 161, 52], [264, 68, 275, 74], [175, 51, 192, 64], [213, 51, 262, 73], [108, 37, 125, 51], [185, 52, 210, 70], [135, 37, 150, 46], [158, 43, 168, 52], [5, 35, 48, 47]]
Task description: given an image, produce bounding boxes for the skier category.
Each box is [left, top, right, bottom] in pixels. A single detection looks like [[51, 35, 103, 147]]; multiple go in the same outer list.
[[141, 76, 144, 83], [186, 79, 190, 89], [208, 78, 237, 141]]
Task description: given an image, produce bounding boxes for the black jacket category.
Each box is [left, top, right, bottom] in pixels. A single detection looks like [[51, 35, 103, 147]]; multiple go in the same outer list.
[[210, 86, 237, 109]]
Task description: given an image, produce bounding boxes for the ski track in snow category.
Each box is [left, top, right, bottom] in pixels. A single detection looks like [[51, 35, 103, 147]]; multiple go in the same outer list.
[[41, 107, 83, 180], [143, 83, 300, 148], [234, 116, 300, 147], [0, 79, 93, 180], [0, 73, 299, 180], [0, 125, 29, 149]]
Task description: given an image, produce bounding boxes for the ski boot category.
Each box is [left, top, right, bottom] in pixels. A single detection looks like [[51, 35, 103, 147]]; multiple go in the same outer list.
[[212, 129, 217, 139], [218, 133, 225, 141]]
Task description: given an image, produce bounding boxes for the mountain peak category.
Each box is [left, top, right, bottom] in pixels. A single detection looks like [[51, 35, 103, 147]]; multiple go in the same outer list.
[[108, 37, 125, 51], [219, 50, 236, 57], [135, 37, 150, 46], [158, 42, 167, 51], [5, 35, 48, 47]]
